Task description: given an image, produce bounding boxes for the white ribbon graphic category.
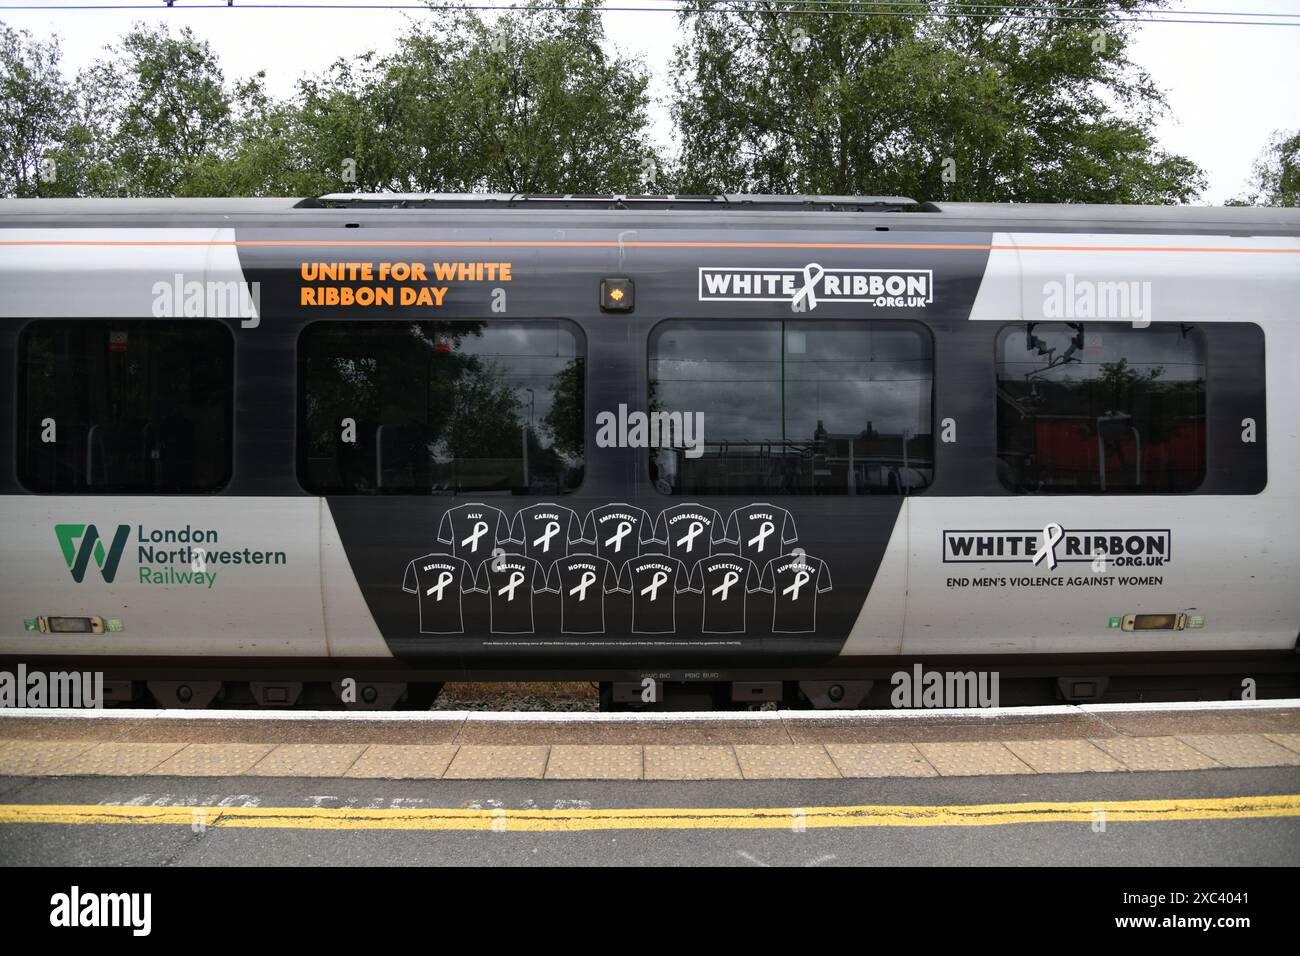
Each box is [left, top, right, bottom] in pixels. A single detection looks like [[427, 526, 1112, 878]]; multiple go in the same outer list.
[[425, 570, 454, 601], [497, 570, 525, 601], [533, 520, 561, 552], [791, 262, 825, 313], [783, 569, 811, 601], [747, 521, 774, 552], [711, 570, 740, 602], [1032, 522, 1065, 571], [640, 570, 668, 601], [677, 521, 704, 553], [569, 571, 596, 602], [461, 520, 489, 552], [605, 520, 633, 552]]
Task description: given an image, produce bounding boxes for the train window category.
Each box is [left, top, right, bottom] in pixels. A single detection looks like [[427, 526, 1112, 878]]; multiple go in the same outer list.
[[298, 320, 584, 495], [17, 320, 233, 494], [648, 320, 933, 495], [995, 323, 1206, 494]]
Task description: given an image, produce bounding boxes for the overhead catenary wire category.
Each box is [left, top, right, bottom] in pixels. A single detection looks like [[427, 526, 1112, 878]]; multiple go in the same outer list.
[[2, 0, 1300, 25]]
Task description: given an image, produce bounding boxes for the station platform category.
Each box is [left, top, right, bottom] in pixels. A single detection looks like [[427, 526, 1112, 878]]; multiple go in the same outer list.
[[4, 701, 1299, 863], [3, 700, 1299, 782]]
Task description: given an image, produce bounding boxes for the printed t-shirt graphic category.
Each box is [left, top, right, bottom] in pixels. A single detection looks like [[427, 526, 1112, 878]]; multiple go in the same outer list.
[[544, 553, 620, 634], [689, 555, 766, 634], [722, 503, 798, 562], [401, 553, 477, 634], [508, 503, 584, 569], [437, 503, 511, 561], [651, 503, 731, 562], [760, 553, 832, 633], [579, 503, 654, 571], [473, 554, 546, 634], [616, 555, 694, 634]]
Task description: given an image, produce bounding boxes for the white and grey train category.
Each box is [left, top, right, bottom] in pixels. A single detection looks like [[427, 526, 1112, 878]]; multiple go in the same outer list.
[[1, 194, 1297, 709]]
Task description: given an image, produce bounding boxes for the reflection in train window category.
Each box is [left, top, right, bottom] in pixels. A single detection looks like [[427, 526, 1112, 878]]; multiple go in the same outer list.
[[299, 321, 584, 495], [996, 323, 1206, 494], [648, 320, 933, 495], [17, 320, 233, 493]]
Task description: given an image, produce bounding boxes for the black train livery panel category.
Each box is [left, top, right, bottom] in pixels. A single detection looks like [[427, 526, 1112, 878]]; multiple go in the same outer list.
[[0, 195, 1296, 695]]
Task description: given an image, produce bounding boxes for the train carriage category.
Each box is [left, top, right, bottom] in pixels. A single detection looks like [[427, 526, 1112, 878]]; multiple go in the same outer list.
[[1, 194, 1297, 709]]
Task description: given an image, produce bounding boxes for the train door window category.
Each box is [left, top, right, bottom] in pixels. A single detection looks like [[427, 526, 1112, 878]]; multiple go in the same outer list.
[[17, 320, 233, 493], [647, 320, 933, 495], [298, 320, 584, 495], [995, 323, 1206, 494]]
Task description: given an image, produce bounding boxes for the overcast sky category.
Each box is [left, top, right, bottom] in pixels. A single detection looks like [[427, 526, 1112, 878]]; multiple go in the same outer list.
[[3, 0, 1297, 203]]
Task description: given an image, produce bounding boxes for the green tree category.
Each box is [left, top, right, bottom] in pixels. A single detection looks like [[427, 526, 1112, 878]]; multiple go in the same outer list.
[[211, 1, 659, 196], [1229, 129, 1300, 207], [181, 72, 339, 197], [37, 23, 235, 197], [110, 24, 234, 195], [670, 0, 1205, 203], [0, 25, 73, 197]]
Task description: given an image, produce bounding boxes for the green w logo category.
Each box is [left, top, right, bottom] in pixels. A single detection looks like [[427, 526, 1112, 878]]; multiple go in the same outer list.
[[55, 524, 131, 583]]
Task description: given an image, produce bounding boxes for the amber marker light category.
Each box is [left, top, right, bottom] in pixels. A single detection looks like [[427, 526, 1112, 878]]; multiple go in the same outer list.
[[600, 277, 634, 312]]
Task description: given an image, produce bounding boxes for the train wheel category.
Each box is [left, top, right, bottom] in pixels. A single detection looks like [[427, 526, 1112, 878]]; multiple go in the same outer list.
[[331, 680, 444, 710], [146, 680, 224, 709], [400, 682, 444, 710]]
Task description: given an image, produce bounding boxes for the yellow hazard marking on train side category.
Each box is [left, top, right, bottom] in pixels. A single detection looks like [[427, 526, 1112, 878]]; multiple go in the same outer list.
[[2, 795, 1299, 832]]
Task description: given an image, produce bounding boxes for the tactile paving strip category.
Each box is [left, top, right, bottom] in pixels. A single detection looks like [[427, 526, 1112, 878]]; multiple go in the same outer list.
[[4, 729, 1300, 779], [1266, 733, 1300, 755], [247, 744, 368, 777], [825, 742, 938, 778], [0, 740, 98, 776], [643, 745, 741, 780], [443, 745, 550, 780], [1093, 736, 1221, 771], [345, 745, 459, 779], [1003, 739, 1126, 774], [149, 743, 275, 777], [1178, 734, 1300, 768], [544, 745, 643, 780], [734, 744, 841, 779], [56, 743, 188, 776], [914, 742, 1035, 776]]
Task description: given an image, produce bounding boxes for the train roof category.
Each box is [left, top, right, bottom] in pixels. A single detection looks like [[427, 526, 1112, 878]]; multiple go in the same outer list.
[[1, 194, 1298, 234]]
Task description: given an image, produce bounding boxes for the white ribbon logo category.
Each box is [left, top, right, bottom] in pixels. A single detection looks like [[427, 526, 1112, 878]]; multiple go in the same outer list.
[[640, 570, 668, 601], [791, 262, 825, 313], [569, 571, 596, 602], [425, 570, 454, 601], [497, 570, 525, 601], [461, 520, 489, 552], [748, 520, 775, 552], [1032, 522, 1065, 571], [711, 570, 740, 602], [533, 520, 561, 553], [783, 569, 811, 601], [677, 521, 704, 553], [605, 520, 633, 553]]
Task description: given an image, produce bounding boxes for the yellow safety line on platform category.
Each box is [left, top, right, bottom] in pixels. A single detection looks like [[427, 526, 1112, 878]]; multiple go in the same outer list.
[[1, 795, 1298, 832]]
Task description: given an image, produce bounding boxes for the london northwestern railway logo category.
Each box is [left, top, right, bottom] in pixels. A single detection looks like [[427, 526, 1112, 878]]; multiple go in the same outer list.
[[55, 523, 131, 583], [699, 265, 934, 311], [54, 523, 288, 588]]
